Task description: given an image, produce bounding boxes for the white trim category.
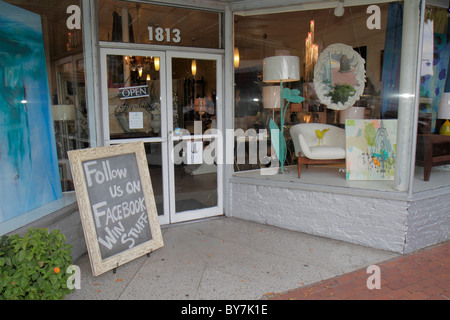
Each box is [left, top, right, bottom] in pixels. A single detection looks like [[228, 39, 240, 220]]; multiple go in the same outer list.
[[223, 5, 234, 215], [394, 0, 421, 192], [99, 41, 225, 55], [409, 0, 426, 196], [82, 0, 99, 147]]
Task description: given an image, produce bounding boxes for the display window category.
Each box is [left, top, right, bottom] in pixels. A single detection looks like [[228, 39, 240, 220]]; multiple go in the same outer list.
[[413, 3, 450, 192], [0, 0, 88, 226], [233, 1, 450, 192]]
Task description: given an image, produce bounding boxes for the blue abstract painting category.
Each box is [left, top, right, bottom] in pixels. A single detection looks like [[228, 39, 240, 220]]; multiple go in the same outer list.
[[0, 1, 62, 223]]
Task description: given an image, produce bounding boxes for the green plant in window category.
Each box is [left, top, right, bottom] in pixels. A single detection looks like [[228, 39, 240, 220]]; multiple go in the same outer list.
[[326, 83, 356, 104], [0, 228, 73, 300]]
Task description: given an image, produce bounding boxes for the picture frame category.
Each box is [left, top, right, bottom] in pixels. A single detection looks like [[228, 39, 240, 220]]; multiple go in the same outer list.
[[313, 43, 366, 110], [68, 142, 163, 276]]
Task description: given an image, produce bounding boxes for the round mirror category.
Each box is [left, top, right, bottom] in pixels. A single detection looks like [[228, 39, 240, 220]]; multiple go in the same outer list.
[[313, 43, 366, 110]]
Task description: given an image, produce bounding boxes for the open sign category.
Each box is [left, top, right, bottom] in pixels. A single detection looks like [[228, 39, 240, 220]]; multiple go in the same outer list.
[[119, 85, 149, 100]]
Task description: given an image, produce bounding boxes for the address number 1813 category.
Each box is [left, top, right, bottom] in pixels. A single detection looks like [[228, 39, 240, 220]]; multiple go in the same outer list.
[[147, 27, 181, 43]]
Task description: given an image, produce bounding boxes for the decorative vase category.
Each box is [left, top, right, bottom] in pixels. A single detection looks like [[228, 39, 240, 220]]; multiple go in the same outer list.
[[440, 119, 450, 136]]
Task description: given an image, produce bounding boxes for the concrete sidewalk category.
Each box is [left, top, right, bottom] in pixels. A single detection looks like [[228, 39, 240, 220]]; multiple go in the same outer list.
[[266, 241, 449, 300], [67, 216, 401, 300]]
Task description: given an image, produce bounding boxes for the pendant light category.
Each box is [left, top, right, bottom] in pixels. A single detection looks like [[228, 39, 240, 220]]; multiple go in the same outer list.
[[234, 47, 240, 68], [191, 59, 197, 76], [154, 56, 160, 71]]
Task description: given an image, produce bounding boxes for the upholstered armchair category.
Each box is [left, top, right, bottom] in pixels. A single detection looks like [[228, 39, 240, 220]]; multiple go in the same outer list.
[[290, 123, 346, 178]]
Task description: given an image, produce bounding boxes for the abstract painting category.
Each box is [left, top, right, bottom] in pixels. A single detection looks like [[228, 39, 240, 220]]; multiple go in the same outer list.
[[0, 1, 62, 223], [419, 31, 450, 133], [345, 119, 397, 180]]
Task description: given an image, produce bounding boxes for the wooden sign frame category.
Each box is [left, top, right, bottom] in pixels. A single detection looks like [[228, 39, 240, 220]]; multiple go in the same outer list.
[[68, 142, 163, 276]]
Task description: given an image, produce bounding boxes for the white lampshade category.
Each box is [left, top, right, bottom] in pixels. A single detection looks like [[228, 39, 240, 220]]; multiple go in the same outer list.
[[263, 55, 300, 83], [263, 86, 281, 109], [52, 104, 75, 121], [340, 106, 365, 124], [438, 92, 450, 119]]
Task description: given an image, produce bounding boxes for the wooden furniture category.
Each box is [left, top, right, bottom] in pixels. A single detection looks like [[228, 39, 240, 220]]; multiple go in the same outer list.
[[416, 134, 450, 181], [290, 123, 346, 178]]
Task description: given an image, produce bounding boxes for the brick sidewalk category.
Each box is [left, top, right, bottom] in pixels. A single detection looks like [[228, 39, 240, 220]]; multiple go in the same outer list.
[[266, 241, 449, 300]]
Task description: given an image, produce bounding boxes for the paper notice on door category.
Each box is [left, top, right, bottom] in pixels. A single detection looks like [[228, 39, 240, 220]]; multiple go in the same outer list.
[[129, 112, 143, 129], [186, 140, 203, 164]]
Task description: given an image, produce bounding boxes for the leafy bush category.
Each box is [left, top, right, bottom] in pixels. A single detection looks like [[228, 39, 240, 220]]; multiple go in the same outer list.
[[0, 228, 73, 300]]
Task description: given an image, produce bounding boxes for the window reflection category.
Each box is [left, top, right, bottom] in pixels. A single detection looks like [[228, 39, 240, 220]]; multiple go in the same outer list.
[[98, 0, 221, 49]]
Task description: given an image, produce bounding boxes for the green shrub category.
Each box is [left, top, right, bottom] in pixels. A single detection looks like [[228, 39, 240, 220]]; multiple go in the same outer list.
[[0, 228, 73, 300]]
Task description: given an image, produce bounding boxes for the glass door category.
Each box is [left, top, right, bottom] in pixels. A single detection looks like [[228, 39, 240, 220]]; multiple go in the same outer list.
[[166, 52, 223, 223], [100, 48, 223, 225], [100, 48, 170, 225]]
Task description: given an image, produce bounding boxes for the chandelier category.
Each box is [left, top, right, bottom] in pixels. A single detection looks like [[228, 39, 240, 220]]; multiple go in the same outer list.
[[125, 55, 159, 79], [305, 20, 318, 82]]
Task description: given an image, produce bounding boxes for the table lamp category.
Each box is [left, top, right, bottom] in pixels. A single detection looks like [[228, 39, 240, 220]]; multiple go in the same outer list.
[[438, 92, 450, 136], [262, 85, 281, 120], [52, 104, 75, 159], [263, 55, 300, 172]]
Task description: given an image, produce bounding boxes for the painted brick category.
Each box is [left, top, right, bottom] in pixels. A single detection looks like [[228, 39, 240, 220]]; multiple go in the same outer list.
[[230, 180, 449, 253]]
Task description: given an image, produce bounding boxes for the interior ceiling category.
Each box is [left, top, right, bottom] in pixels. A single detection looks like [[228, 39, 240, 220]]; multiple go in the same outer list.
[[234, 3, 390, 62]]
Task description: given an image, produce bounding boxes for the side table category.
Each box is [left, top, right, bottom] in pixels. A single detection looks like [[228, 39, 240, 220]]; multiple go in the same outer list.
[[415, 134, 450, 181]]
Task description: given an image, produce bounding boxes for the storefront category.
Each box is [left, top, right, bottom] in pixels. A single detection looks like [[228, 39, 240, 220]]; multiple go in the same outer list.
[[0, 0, 448, 259]]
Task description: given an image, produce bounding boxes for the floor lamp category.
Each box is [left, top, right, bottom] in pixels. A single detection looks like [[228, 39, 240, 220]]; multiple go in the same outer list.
[[263, 55, 300, 172]]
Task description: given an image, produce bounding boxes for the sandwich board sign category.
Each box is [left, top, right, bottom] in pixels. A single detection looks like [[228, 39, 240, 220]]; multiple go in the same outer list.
[[68, 142, 163, 276]]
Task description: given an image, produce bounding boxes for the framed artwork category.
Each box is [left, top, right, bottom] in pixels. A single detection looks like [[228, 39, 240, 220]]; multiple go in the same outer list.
[[345, 119, 397, 180]]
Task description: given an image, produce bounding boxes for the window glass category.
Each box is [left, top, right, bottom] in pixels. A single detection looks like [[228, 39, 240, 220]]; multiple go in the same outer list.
[[414, 4, 450, 191], [106, 53, 162, 140], [0, 0, 88, 225], [98, 0, 222, 49], [234, 2, 405, 191]]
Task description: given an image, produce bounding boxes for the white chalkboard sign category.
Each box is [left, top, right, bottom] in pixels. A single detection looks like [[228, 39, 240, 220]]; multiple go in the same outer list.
[[68, 142, 163, 276]]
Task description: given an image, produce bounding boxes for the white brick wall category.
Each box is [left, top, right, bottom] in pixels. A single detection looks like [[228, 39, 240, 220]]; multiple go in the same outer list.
[[230, 180, 448, 254], [405, 194, 450, 253]]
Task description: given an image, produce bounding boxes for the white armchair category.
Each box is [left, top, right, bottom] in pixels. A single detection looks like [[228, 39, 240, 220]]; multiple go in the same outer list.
[[290, 123, 346, 178]]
